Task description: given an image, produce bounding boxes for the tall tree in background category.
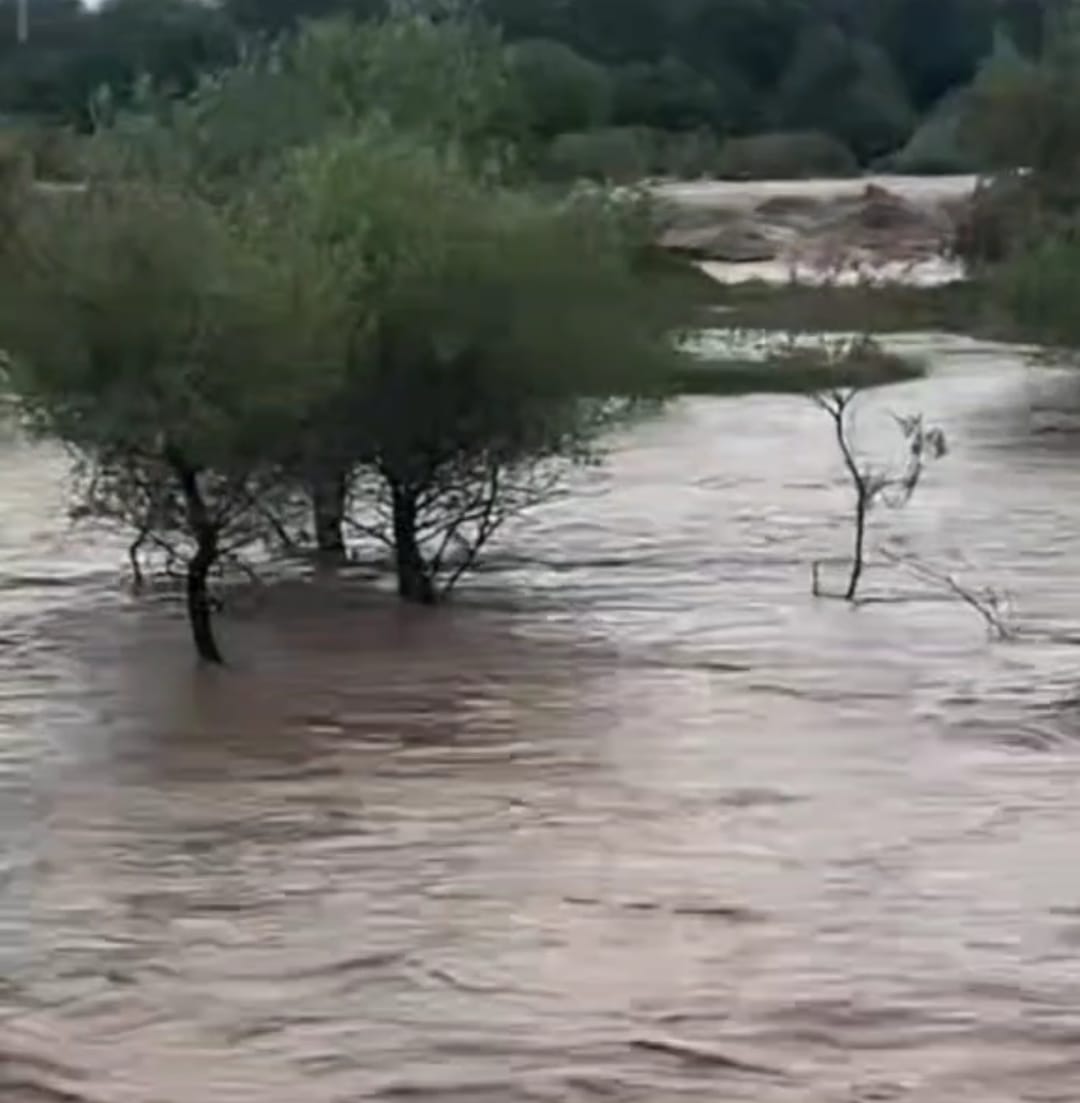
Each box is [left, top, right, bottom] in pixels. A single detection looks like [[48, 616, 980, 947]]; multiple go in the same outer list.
[[773, 22, 914, 160], [874, 0, 994, 109], [509, 38, 612, 139], [967, 1, 1080, 211]]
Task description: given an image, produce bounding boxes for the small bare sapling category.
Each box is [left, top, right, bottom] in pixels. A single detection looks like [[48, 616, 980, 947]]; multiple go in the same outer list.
[[813, 386, 946, 601]]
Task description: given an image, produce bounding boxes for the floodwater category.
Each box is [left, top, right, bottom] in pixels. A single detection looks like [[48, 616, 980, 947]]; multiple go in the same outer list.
[[697, 253, 966, 288], [653, 174, 977, 212], [655, 174, 975, 288], [5, 335, 1080, 1102]]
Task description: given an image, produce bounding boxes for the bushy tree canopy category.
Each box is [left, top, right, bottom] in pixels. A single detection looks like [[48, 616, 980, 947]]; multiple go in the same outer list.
[[271, 126, 677, 600], [0, 156, 348, 660]]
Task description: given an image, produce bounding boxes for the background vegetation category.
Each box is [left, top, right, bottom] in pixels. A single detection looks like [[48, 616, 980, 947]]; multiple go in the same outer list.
[[0, 0, 1055, 180]]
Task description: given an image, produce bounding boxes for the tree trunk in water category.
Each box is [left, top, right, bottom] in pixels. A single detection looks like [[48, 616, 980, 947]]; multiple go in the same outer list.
[[169, 455, 225, 664], [390, 480, 435, 605], [187, 534, 223, 664], [845, 492, 867, 602], [311, 469, 347, 561]]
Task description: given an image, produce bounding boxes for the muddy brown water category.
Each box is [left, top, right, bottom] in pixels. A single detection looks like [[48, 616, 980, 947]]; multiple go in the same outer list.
[[5, 335, 1080, 1102]]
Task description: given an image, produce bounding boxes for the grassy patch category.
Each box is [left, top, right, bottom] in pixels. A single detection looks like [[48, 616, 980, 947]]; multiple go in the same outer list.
[[672, 336, 925, 396], [646, 254, 1015, 339], [710, 279, 994, 336], [645, 255, 1028, 396]]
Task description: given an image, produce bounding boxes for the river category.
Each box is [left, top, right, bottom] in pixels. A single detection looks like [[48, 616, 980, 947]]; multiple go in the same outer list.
[[4, 333, 1080, 1102]]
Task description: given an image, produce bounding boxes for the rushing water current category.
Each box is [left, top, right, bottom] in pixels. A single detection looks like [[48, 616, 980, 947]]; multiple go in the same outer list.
[[6, 334, 1080, 1103]]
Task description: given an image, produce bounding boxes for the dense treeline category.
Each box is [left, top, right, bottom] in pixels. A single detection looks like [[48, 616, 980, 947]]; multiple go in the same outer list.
[[0, 0, 1053, 171]]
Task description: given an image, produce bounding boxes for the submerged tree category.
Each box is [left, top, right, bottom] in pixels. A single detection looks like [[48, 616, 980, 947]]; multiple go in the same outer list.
[[0, 177, 345, 661], [812, 345, 946, 601], [277, 128, 679, 602], [87, 10, 528, 562]]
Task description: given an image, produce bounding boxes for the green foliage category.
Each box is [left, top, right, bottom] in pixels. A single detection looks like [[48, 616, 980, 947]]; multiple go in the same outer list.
[[287, 125, 676, 409], [0, 181, 343, 466], [0, 0, 1032, 169], [0, 167, 347, 658], [962, 13, 1080, 267], [885, 88, 978, 174], [612, 56, 739, 135], [543, 125, 731, 183], [716, 130, 858, 180], [653, 129, 722, 179], [543, 126, 653, 183], [1000, 233, 1080, 349], [773, 25, 915, 161], [290, 13, 514, 153], [84, 11, 518, 201], [275, 128, 679, 597], [967, 19, 1080, 209], [509, 38, 612, 138], [874, 0, 995, 109], [964, 28, 1043, 173], [675, 333, 924, 395]]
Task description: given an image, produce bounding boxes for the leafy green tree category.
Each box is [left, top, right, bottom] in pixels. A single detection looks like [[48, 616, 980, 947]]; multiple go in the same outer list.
[[290, 11, 515, 154], [667, 0, 808, 99], [968, 18, 1080, 204], [543, 126, 653, 183], [612, 56, 735, 135], [886, 87, 978, 174], [0, 174, 346, 661], [1001, 234, 1080, 348], [91, 9, 516, 186], [509, 38, 612, 138], [276, 129, 679, 602], [874, 0, 994, 110], [88, 10, 532, 563], [960, 10, 1080, 265], [773, 23, 915, 160]]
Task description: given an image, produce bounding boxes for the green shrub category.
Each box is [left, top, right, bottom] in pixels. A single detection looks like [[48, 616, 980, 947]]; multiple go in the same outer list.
[[652, 129, 721, 178], [543, 126, 652, 183], [612, 57, 731, 134], [509, 38, 613, 138], [1000, 233, 1080, 347], [886, 90, 978, 175], [0, 129, 31, 189], [715, 130, 857, 180], [953, 173, 1040, 267], [771, 27, 915, 161], [0, 123, 82, 184]]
